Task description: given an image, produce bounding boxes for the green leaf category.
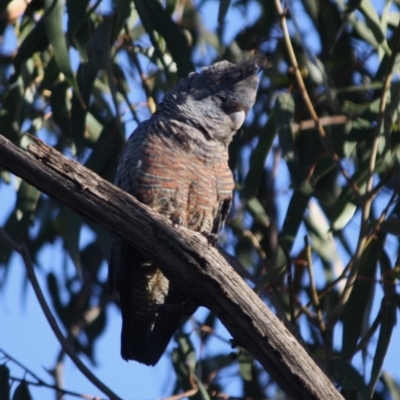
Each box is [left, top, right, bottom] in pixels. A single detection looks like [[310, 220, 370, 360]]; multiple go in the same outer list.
[[0, 365, 10, 400], [44, 0, 80, 97], [218, 0, 231, 27], [332, 201, 357, 231], [172, 334, 206, 400], [11, 381, 31, 400], [0, 85, 23, 142], [200, 353, 236, 375], [275, 93, 296, 176], [66, 0, 91, 35], [238, 348, 253, 381], [84, 119, 124, 178], [165, 0, 178, 15], [174, 333, 196, 373], [196, 380, 210, 400], [345, 118, 374, 145], [218, 0, 231, 21], [0, 179, 40, 265], [54, 208, 82, 271], [0, 1, 12, 15], [385, 12, 400, 29], [387, 266, 400, 281], [279, 189, 310, 254], [243, 112, 276, 199], [50, 81, 72, 138], [359, 0, 386, 45], [312, 156, 335, 182], [235, 234, 255, 268], [200, 311, 217, 344], [47, 272, 68, 328], [81, 241, 104, 276], [25, 198, 59, 258], [347, 12, 385, 52], [379, 246, 395, 287], [66, 0, 91, 61], [341, 238, 379, 358], [332, 155, 389, 231], [328, 358, 369, 398], [83, 112, 104, 145], [342, 98, 380, 116], [344, 0, 362, 13], [368, 297, 397, 397], [132, 0, 194, 78], [38, 56, 61, 92], [380, 371, 400, 400], [331, 162, 367, 231], [16, 181, 40, 214], [305, 201, 340, 270], [242, 362, 265, 398], [85, 308, 107, 348], [115, 0, 132, 38], [0, 212, 22, 266], [11, 19, 48, 83], [246, 197, 270, 228], [376, 52, 400, 83], [257, 264, 286, 287], [70, 18, 114, 151]]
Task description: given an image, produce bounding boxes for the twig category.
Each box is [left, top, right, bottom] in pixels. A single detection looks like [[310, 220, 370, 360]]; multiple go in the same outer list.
[[219, 248, 291, 325], [160, 388, 199, 400], [274, 0, 360, 198], [54, 359, 64, 400], [295, 273, 350, 321], [112, 26, 141, 125], [274, 0, 400, 335], [241, 230, 267, 260], [0, 349, 42, 383], [0, 228, 122, 400], [304, 236, 326, 333], [126, 31, 157, 114], [9, 376, 99, 399], [0, 350, 99, 399], [366, 23, 400, 198], [295, 302, 319, 322], [291, 115, 347, 132], [330, 20, 400, 325], [196, 323, 231, 345], [369, 165, 397, 198], [352, 307, 382, 357], [369, 182, 400, 239], [53, 287, 108, 399]]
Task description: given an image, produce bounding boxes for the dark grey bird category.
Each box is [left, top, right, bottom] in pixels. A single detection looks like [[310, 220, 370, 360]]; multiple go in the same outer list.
[[109, 56, 263, 365]]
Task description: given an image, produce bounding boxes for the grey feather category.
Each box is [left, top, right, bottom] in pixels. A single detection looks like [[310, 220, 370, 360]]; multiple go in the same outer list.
[[109, 55, 263, 365]]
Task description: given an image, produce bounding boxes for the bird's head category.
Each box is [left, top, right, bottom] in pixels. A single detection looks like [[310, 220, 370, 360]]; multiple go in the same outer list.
[[158, 55, 267, 146]]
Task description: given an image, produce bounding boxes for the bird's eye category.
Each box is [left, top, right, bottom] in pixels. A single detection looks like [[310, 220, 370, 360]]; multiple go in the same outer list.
[[229, 110, 245, 130]]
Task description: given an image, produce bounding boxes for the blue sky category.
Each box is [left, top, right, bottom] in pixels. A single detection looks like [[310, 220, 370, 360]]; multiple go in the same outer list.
[[1, 0, 400, 399]]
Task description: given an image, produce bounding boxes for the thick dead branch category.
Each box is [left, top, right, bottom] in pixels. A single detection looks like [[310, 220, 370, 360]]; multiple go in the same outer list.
[[0, 134, 344, 400]]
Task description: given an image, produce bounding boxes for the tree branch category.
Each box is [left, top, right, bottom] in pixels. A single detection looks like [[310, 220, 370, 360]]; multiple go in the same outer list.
[[0, 134, 344, 400]]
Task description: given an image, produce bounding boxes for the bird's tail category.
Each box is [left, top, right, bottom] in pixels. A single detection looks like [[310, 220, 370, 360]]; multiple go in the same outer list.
[[114, 241, 197, 365], [110, 239, 154, 363], [143, 290, 198, 366], [119, 253, 155, 363]]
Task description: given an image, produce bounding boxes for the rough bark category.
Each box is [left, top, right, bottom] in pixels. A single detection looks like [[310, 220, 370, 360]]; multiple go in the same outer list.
[[0, 134, 344, 400]]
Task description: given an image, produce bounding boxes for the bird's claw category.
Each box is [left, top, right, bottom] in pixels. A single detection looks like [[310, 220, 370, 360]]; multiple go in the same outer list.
[[201, 231, 219, 247]]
